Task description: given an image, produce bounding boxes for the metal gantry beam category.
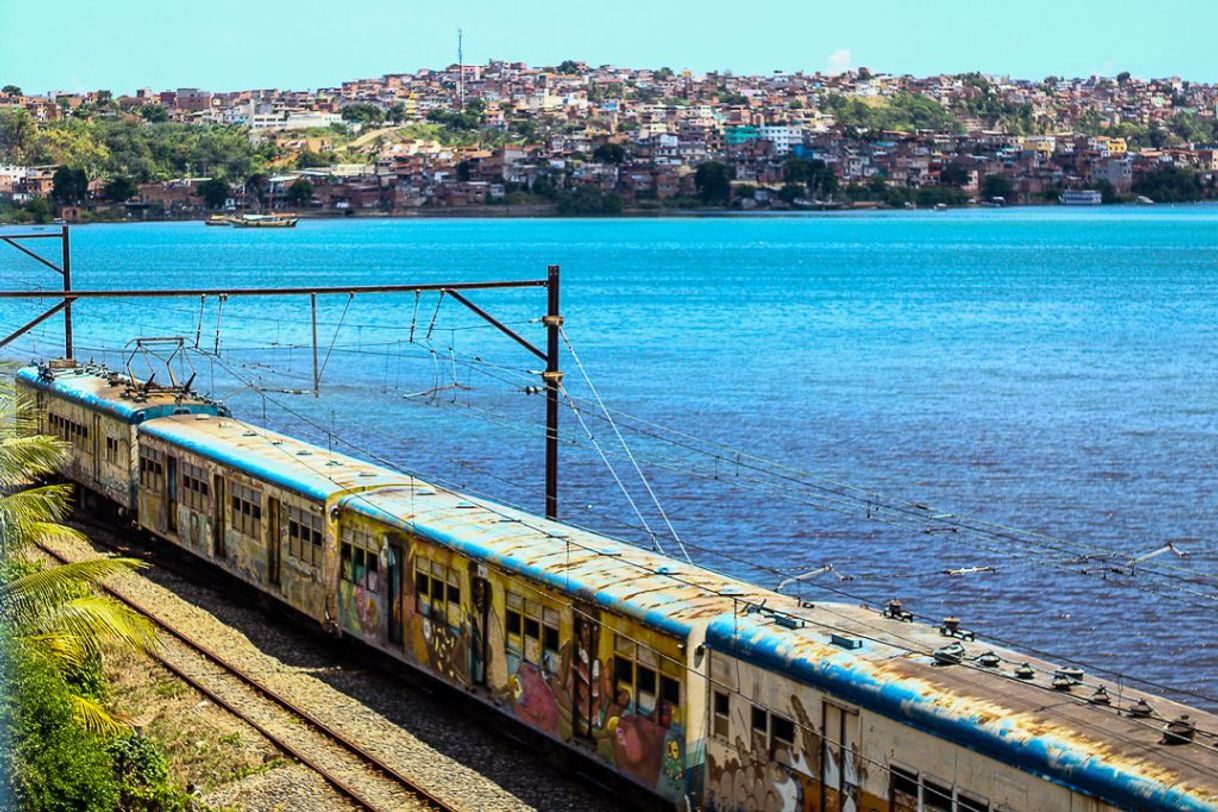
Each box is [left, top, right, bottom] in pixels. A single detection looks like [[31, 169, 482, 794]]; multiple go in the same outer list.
[[0, 226, 72, 355], [0, 251, 564, 519]]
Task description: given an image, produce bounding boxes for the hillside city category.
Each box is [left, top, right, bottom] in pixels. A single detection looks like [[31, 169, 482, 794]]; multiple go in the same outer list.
[[3, 60, 1218, 220]]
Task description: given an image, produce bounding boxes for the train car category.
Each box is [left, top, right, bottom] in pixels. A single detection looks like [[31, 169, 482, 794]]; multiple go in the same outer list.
[[134, 412, 405, 620], [15, 363, 227, 510], [336, 485, 774, 806], [703, 604, 1218, 812]]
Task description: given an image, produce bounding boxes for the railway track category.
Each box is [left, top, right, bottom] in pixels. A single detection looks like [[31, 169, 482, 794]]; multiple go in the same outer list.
[[37, 535, 458, 812]]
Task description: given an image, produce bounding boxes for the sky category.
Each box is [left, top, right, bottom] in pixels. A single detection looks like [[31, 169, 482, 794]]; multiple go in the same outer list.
[[4, 0, 1218, 95]]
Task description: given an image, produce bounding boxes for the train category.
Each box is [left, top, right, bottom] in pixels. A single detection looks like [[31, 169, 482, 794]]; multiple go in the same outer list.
[[17, 359, 1218, 812]]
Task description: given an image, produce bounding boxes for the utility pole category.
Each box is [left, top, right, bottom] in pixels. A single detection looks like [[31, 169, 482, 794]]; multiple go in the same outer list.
[[543, 264, 562, 520]]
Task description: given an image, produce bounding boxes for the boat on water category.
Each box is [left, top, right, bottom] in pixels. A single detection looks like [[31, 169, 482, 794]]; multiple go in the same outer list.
[[1135, 194, 1155, 205], [229, 213, 299, 228], [203, 213, 299, 228], [1059, 189, 1103, 205]]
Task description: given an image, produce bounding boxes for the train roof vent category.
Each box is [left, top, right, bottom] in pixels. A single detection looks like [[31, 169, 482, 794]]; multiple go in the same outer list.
[[270, 440, 282, 445], [242, 430, 257, 437], [719, 585, 745, 596], [932, 642, 966, 666], [325, 460, 343, 467], [358, 471, 376, 478], [415, 488, 435, 495], [831, 633, 862, 649], [296, 449, 313, 456], [455, 501, 477, 508], [194, 413, 211, 421], [656, 565, 678, 575]]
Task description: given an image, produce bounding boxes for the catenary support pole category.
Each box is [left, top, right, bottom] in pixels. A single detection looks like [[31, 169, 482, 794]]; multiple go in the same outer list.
[[61, 226, 73, 359], [544, 265, 562, 520], [311, 293, 320, 398]]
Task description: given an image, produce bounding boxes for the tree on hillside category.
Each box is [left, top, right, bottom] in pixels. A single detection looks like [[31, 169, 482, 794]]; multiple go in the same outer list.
[[939, 163, 971, 187], [1133, 165, 1204, 202], [295, 150, 333, 169], [1117, 71, 1132, 84], [1, 85, 21, 96], [340, 103, 384, 126], [286, 179, 314, 207], [784, 157, 837, 199], [387, 103, 406, 124], [195, 177, 230, 208], [695, 161, 733, 204], [981, 174, 1013, 200], [137, 104, 169, 123], [0, 107, 36, 163], [556, 60, 581, 74], [592, 143, 626, 164], [51, 166, 89, 204], [101, 175, 138, 203]]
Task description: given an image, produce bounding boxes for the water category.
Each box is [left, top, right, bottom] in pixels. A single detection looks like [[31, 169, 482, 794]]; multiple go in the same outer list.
[[3, 207, 1216, 707]]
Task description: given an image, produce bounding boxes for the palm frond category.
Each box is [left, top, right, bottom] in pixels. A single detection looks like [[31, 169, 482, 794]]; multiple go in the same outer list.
[[24, 595, 159, 656], [0, 433, 69, 487], [0, 484, 80, 556], [23, 630, 90, 670], [0, 557, 147, 628], [68, 692, 129, 736]]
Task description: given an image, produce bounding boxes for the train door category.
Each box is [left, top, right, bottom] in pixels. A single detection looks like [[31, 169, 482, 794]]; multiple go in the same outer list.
[[91, 414, 101, 483], [387, 542, 404, 646], [267, 496, 281, 587], [469, 573, 490, 685], [572, 609, 601, 741], [165, 456, 178, 534], [822, 703, 860, 812], [212, 474, 226, 559]]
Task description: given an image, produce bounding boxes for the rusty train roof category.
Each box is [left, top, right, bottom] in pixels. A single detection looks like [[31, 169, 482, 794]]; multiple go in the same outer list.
[[17, 364, 227, 422], [139, 413, 408, 501]]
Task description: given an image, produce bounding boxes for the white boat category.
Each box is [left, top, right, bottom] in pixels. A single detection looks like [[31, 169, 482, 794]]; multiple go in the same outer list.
[[1059, 189, 1102, 205], [1135, 195, 1155, 205]]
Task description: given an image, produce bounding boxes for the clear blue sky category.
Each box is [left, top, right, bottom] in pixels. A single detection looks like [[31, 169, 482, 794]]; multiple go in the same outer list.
[[4, 0, 1217, 95]]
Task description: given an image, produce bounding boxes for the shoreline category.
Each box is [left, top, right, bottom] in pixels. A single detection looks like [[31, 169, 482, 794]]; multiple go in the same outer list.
[[23, 199, 1201, 227]]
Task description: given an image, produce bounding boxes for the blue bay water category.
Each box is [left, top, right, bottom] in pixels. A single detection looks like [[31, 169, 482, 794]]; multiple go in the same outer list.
[[2, 207, 1216, 706]]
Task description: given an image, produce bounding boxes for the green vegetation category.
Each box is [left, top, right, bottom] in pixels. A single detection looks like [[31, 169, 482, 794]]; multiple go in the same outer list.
[[694, 160, 733, 204], [0, 109, 268, 183], [340, 102, 384, 125], [286, 179, 314, 207], [827, 92, 956, 133], [1133, 165, 1205, 202], [101, 175, 138, 203], [555, 186, 623, 215], [195, 178, 231, 209], [51, 166, 88, 204], [592, 143, 626, 164], [783, 157, 838, 199], [981, 174, 1013, 200]]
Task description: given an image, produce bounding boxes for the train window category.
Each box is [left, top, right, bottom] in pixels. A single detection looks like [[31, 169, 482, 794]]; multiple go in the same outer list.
[[182, 463, 210, 511], [415, 555, 460, 623], [770, 713, 796, 757], [923, 778, 952, 812], [752, 705, 767, 734], [139, 448, 164, 494], [286, 506, 322, 567], [889, 765, 919, 812], [614, 655, 634, 691], [660, 675, 680, 707], [341, 542, 353, 581], [506, 607, 522, 635], [712, 691, 730, 739], [230, 483, 262, 537], [636, 665, 657, 714], [957, 791, 990, 812], [105, 436, 119, 464]]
